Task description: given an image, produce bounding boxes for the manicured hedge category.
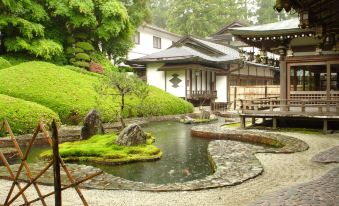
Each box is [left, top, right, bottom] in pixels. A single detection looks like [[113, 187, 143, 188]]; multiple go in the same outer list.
[[0, 94, 60, 136], [0, 61, 193, 124], [0, 57, 12, 70]]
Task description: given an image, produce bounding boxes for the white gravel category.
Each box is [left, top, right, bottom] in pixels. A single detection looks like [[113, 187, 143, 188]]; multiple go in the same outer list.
[[1, 132, 338, 206]]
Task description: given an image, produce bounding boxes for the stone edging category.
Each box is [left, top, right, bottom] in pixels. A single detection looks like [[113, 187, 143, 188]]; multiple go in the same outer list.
[[311, 145, 339, 163], [0, 123, 309, 191]]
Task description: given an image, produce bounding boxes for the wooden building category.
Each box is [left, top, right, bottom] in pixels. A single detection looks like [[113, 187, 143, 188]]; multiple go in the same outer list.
[[229, 0, 339, 132], [128, 36, 277, 106]]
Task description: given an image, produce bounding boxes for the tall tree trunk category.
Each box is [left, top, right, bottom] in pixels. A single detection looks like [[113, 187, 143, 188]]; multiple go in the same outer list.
[[120, 93, 126, 128]]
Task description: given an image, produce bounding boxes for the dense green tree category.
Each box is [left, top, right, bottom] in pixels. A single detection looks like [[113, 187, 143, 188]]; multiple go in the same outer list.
[[0, 0, 63, 59], [0, 0, 150, 67], [150, 0, 171, 28], [162, 0, 250, 37]]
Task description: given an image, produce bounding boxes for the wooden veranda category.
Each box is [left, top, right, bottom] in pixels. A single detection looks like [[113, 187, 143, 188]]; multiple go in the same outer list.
[[239, 98, 339, 133]]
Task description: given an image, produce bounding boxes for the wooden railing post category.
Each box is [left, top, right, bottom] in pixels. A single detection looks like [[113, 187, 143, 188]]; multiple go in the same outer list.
[[233, 86, 237, 110]]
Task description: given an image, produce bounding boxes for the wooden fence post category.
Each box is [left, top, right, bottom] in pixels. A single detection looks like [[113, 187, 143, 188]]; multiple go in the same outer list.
[[52, 120, 62, 206]]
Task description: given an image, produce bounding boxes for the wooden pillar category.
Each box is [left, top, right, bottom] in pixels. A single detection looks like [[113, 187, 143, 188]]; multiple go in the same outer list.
[[189, 69, 192, 98], [200, 70, 203, 92], [240, 116, 246, 129], [252, 117, 256, 125], [205, 70, 208, 92], [272, 118, 277, 129], [326, 63, 331, 100], [323, 119, 328, 134], [280, 56, 287, 111], [185, 69, 188, 100], [195, 70, 198, 92]]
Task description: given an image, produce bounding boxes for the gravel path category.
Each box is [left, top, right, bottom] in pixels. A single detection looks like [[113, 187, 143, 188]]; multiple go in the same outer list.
[[1, 131, 338, 206]]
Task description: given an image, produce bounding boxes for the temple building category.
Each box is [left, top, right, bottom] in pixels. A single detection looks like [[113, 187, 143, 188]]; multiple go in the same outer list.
[[128, 36, 278, 105], [229, 0, 339, 132]]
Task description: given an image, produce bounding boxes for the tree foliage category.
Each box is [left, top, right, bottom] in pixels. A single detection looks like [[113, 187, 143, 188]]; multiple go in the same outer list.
[[97, 71, 150, 128], [0, 0, 150, 67]]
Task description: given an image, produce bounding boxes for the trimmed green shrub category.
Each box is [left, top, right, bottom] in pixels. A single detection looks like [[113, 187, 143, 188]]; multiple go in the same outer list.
[[66, 37, 76, 44], [73, 61, 90, 68], [74, 47, 84, 53], [66, 47, 76, 55], [75, 42, 95, 51], [74, 33, 89, 40], [0, 94, 61, 136], [0, 61, 194, 124], [0, 57, 12, 70], [75, 53, 91, 61]]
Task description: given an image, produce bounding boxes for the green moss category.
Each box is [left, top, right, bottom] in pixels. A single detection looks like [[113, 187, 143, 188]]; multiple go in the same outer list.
[[0, 94, 61, 136], [224, 121, 252, 128], [40, 133, 162, 164], [0, 57, 12, 70], [0, 61, 194, 124]]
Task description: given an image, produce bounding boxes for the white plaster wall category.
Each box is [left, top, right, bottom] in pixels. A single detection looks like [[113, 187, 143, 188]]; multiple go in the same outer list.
[[166, 70, 186, 98], [146, 63, 165, 90], [128, 28, 176, 60], [215, 75, 228, 102]]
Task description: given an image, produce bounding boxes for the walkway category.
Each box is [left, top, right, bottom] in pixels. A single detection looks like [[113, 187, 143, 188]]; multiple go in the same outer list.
[[0, 131, 338, 205]]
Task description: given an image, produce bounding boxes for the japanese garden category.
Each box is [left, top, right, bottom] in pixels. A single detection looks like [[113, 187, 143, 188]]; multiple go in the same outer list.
[[0, 0, 338, 206]]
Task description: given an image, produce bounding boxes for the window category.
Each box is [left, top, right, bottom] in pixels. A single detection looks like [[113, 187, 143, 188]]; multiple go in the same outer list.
[[153, 36, 161, 49], [134, 32, 140, 44]]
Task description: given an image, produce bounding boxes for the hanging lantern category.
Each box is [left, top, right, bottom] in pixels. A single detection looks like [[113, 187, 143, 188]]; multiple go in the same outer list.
[[277, 45, 286, 55], [333, 34, 339, 52], [255, 54, 261, 63], [298, 10, 309, 29], [286, 47, 294, 57], [315, 44, 322, 55], [315, 24, 324, 39], [248, 52, 254, 61]]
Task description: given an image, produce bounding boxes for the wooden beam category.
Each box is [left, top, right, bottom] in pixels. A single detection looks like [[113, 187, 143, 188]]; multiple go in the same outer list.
[[326, 63, 331, 100]]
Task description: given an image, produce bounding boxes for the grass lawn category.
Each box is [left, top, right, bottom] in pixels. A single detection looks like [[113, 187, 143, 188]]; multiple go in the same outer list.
[[40, 133, 162, 164]]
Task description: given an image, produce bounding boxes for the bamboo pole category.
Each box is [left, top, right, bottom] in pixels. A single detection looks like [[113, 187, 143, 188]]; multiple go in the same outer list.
[[6, 161, 54, 205], [3, 120, 47, 206], [39, 123, 89, 206], [52, 120, 62, 206], [19, 171, 103, 206], [0, 153, 28, 204]]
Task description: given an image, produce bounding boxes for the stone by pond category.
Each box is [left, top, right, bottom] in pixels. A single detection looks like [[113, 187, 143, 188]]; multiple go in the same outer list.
[[0, 121, 309, 191]]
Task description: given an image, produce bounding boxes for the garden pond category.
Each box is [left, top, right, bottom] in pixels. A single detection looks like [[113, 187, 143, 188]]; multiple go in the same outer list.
[[22, 121, 214, 184]]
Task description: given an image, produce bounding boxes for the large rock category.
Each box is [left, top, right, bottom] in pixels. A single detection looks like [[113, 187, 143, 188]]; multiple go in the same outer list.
[[200, 109, 211, 119], [116, 124, 147, 146], [80, 109, 104, 140]]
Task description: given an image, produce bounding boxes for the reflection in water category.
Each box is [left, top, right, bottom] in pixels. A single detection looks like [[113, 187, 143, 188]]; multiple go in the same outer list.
[[86, 121, 213, 184]]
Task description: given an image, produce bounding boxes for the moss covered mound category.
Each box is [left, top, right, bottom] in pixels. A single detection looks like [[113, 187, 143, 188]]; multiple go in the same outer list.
[[0, 61, 193, 124], [0, 94, 60, 135], [40, 133, 162, 164]]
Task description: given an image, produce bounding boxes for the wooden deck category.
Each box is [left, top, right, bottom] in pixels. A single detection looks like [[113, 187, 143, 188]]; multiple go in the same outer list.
[[239, 99, 339, 133]]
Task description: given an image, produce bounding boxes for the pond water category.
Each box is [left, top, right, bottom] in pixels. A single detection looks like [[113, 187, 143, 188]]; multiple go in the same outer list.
[[85, 121, 213, 184], [24, 121, 214, 184]]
